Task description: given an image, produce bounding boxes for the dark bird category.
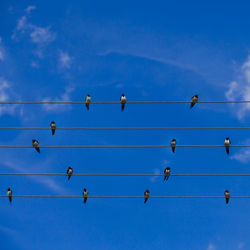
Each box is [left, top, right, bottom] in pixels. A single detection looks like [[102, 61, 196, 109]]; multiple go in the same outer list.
[[171, 139, 176, 153], [7, 188, 12, 204], [50, 121, 56, 135], [224, 190, 230, 204], [190, 95, 198, 108], [120, 94, 127, 111], [85, 94, 91, 110], [164, 167, 171, 181], [144, 189, 150, 204], [66, 167, 73, 181], [224, 137, 231, 155], [32, 139, 40, 153], [83, 188, 88, 204]]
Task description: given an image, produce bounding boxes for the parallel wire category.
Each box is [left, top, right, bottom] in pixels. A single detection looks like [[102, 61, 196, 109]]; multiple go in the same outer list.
[[1, 195, 250, 199], [0, 145, 249, 148], [0, 100, 250, 104], [1, 173, 250, 176], [1, 127, 250, 130]]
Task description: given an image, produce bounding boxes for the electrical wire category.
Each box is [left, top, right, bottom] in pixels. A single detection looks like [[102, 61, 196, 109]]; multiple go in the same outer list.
[[0, 145, 249, 148], [0, 173, 250, 176], [0, 100, 250, 104], [0, 127, 250, 130], [1, 195, 250, 199]]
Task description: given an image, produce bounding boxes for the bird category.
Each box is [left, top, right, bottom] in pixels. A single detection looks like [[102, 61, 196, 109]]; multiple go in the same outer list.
[[164, 167, 171, 181], [85, 94, 91, 110], [190, 94, 198, 108], [224, 190, 230, 204], [120, 94, 127, 111], [83, 188, 88, 204], [171, 139, 176, 153], [32, 139, 40, 153], [224, 137, 231, 155], [7, 188, 12, 204], [144, 189, 150, 204], [50, 121, 56, 135], [66, 167, 73, 181]]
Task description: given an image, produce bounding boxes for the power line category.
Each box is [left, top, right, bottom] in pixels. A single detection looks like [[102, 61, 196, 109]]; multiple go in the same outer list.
[[1, 127, 250, 130], [0, 100, 250, 105], [1, 195, 250, 199], [1, 173, 250, 176], [0, 145, 249, 148]]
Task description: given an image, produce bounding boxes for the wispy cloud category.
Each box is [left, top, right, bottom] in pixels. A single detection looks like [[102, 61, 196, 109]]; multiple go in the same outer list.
[[231, 139, 250, 163], [238, 242, 245, 249], [58, 51, 72, 69], [12, 6, 56, 57], [0, 38, 5, 61], [225, 55, 250, 119], [207, 243, 216, 250], [42, 86, 75, 112], [0, 77, 20, 116]]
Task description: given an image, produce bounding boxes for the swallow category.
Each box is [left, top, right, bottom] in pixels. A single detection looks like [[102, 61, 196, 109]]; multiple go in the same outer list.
[[171, 139, 176, 153], [7, 188, 12, 204], [120, 94, 127, 111], [164, 167, 171, 181], [224, 190, 230, 204], [190, 94, 198, 108], [224, 137, 231, 155], [66, 167, 73, 181], [32, 139, 40, 153], [85, 94, 91, 110], [50, 121, 56, 135], [83, 188, 88, 203], [144, 189, 150, 204]]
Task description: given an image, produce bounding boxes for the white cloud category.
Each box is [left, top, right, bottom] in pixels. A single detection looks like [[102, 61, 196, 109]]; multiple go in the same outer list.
[[42, 86, 75, 112], [30, 27, 56, 45], [207, 243, 216, 250], [225, 56, 250, 119], [12, 7, 56, 52], [58, 51, 72, 69], [231, 148, 250, 163], [0, 77, 19, 116], [0, 38, 5, 61], [25, 5, 36, 14]]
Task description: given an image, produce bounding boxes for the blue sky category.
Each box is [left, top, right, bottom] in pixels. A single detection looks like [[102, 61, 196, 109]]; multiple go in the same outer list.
[[0, 1, 250, 249]]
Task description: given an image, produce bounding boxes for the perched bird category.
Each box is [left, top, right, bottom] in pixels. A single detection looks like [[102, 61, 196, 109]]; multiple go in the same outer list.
[[50, 121, 56, 135], [171, 139, 176, 153], [120, 94, 127, 111], [190, 95, 199, 108], [144, 189, 150, 204], [66, 167, 73, 181], [224, 137, 231, 155], [224, 190, 230, 204], [83, 188, 88, 204], [32, 139, 40, 153], [85, 94, 91, 110], [7, 188, 12, 204], [164, 167, 171, 181]]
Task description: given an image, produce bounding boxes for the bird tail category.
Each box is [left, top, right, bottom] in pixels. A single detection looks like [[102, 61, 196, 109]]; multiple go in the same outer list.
[[144, 198, 148, 204], [190, 102, 195, 109], [52, 129, 55, 135], [226, 198, 229, 204], [164, 176, 166, 181], [172, 147, 175, 153], [86, 103, 89, 110], [121, 103, 125, 111], [68, 175, 71, 181], [36, 148, 40, 154], [226, 146, 229, 155], [84, 197, 87, 203], [9, 197, 12, 204]]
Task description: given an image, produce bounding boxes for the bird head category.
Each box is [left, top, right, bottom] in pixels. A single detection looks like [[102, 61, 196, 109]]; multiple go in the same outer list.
[[8, 188, 10, 191], [121, 93, 125, 97], [84, 188, 87, 192], [195, 94, 198, 98]]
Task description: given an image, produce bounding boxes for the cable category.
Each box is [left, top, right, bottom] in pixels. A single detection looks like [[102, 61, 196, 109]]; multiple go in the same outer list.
[[0, 145, 249, 148], [1, 173, 250, 176], [1, 195, 250, 198], [1, 127, 250, 130], [0, 100, 250, 104]]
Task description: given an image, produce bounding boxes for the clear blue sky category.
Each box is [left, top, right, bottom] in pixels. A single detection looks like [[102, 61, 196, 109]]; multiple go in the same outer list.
[[0, 1, 250, 249]]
